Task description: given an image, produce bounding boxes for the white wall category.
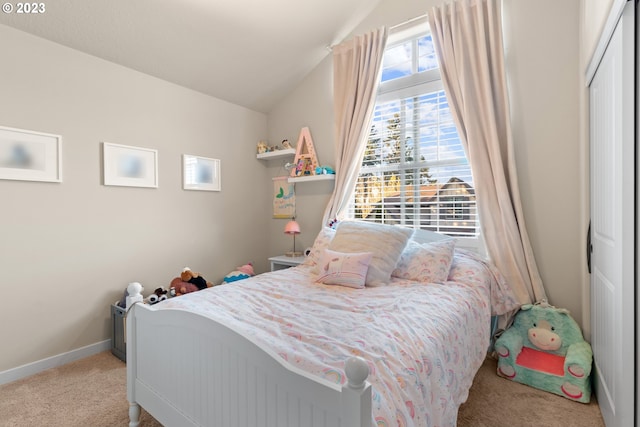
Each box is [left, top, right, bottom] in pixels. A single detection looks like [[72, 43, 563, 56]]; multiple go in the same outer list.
[[266, 55, 336, 256], [582, 0, 616, 68], [501, 0, 582, 322], [0, 25, 270, 373], [269, 0, 587, 328]]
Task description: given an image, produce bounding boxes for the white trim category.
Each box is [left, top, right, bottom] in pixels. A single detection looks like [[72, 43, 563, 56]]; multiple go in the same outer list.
[[585, 0, 629, 85], [0, 340, 111, 386]]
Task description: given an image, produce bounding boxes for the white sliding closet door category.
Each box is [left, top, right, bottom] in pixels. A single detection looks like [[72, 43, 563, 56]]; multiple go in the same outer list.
[[588, 2, 635, 427]]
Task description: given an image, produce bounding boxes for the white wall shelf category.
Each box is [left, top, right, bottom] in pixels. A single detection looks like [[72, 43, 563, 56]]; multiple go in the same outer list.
[[288, 174, 335, 183], [256, 148, 295, 160]]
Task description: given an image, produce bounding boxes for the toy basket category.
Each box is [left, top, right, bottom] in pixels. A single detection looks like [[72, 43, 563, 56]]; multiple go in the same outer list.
[[111, 303, 126, 362]]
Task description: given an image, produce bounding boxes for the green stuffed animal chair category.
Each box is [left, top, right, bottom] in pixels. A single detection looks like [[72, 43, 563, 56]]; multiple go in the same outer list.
[[494, 302, 592, 403]]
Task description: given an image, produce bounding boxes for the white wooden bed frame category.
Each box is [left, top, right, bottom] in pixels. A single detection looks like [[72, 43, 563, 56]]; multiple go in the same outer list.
[[125, 284, 372, 427]]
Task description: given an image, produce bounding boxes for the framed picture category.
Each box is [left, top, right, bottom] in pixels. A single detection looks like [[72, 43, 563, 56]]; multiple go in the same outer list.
[[103, 142, 158, 188], [0, 126, 62, 183], [182, 154, 221, 191], [273, 176, 295, 218]]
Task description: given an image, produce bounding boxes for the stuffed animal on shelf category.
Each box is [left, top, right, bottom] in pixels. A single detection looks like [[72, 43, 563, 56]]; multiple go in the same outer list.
[[494, 301, 593, 403], [257, 140, 268, 154], [180, 267, 213, 290], [221, 262, 255, 284], [315, 165, 335, 175]]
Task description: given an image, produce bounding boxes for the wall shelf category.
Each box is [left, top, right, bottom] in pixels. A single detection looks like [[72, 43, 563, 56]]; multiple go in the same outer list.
[[256, 148, 295, 160], [288, 174, 335, 183]]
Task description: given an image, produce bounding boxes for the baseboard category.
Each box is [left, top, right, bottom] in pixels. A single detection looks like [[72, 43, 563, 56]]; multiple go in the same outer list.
[[0, 340, 111, 386]]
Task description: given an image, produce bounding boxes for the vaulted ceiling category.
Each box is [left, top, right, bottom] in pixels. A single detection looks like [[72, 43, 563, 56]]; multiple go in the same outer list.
[[0, 0, 382, 113]]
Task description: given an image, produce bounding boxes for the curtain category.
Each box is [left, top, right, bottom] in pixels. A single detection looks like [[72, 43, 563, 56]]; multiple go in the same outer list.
[[428, 0, 547, 309], [321, 27, 388, 227]]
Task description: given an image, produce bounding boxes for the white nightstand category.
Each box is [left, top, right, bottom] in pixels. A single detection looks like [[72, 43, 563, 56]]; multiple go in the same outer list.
[[269, 255, 306, 271]]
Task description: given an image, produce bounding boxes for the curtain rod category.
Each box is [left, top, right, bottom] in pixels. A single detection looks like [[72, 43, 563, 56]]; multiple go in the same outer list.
[[326, 13, 428, 51], [390, 13, 428, 31]]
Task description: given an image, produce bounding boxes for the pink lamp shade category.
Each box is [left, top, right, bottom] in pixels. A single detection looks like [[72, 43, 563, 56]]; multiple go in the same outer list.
[[284, 220, 301, 235], [284, 220, 302, 257]]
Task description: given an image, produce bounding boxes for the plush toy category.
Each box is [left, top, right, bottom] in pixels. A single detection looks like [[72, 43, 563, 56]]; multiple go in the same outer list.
[[180, 267, 213, 290], [257, 140, 268, 154], [494, 302, 593, 403], [169, 277, 200, 296], [146, 287, 168, 305], [221, 262, 255, 284], [168, 267, 214, 296], [315, 165, 335, 175]]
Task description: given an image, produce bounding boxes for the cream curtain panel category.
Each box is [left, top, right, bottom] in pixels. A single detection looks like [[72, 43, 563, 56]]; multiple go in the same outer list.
[[322, 27, 388, 227], [428, 0, 547, 307]]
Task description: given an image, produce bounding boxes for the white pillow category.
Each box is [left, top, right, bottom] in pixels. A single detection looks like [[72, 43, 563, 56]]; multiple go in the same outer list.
[[316, 249, 373, 289], [410, 228, 454, 244], [301, 227, 336, 268], [328, 221, 413, 287], [392, 239, 456, 283]]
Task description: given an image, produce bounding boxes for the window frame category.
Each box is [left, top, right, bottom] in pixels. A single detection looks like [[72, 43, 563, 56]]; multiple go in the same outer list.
[[348, 25, 482, 251]]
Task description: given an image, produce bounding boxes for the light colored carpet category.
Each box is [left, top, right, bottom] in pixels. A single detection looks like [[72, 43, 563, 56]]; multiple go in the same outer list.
[[0, 351, 605, 427]]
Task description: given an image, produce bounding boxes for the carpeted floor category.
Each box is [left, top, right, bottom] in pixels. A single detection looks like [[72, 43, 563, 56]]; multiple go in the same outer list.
[[0, 351, 605, 427]]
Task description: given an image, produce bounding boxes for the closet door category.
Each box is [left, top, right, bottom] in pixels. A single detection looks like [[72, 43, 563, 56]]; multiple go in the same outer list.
[[588, 2, 635, 427]]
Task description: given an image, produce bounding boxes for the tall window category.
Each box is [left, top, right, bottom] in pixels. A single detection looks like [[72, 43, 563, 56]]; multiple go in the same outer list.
[[349, 28, 478, 239]]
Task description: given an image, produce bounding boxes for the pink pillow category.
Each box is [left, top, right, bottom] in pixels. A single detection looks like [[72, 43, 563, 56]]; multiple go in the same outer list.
[[392, 239, 456, 283], [316, 249, 373, 289]]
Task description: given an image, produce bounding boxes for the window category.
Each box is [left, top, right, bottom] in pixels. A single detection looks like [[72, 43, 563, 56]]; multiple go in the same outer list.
[[349, 28, 478, 239]]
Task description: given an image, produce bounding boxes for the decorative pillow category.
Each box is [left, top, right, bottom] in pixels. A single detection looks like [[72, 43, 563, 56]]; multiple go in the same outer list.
[[301, 227, 336, 268], [392, 239, 456, 283], [328, 221, 413, 287], [316, 249, 373, 289]]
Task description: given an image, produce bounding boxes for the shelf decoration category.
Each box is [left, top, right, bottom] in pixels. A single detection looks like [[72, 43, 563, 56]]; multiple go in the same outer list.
[[290, 127, 319, 178], [273, 176, 295, 218]]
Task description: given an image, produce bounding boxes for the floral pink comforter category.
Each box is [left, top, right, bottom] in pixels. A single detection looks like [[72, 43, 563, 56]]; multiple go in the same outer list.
[[160, 251, 518, 427]]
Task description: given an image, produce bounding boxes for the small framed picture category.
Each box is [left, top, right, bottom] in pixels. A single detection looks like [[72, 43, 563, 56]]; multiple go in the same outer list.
[[103, 142, 158, 188], [0, 125, 62, 183], [182, 154, 221, 191]]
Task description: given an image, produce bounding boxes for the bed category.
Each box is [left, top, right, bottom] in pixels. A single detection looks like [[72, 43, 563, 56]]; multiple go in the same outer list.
[[126, 222, 519, 427]]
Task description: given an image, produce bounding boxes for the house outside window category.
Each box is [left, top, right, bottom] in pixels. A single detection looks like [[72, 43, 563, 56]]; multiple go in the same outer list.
[[348, 26, 479, 240]]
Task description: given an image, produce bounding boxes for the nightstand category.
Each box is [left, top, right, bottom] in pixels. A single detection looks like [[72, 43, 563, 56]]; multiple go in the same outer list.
[[269, 255, 306, 271]]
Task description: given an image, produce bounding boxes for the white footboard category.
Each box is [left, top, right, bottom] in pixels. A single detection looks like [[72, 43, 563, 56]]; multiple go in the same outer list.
[[126, 298, 371, 427]]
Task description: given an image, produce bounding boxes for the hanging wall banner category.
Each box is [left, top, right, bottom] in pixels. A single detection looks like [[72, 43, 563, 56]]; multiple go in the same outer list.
[[272, 176, 295, 218]]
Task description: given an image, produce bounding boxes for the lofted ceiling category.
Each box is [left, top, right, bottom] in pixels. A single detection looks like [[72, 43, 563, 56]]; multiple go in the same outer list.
[[0, 0, 382, 113]]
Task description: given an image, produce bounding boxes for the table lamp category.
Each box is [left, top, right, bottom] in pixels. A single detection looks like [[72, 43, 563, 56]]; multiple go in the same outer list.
[[284, 219, 302, 257]]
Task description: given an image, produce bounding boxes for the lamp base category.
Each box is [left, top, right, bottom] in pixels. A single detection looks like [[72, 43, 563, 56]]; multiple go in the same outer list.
[[285, 251, 303, 257]]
